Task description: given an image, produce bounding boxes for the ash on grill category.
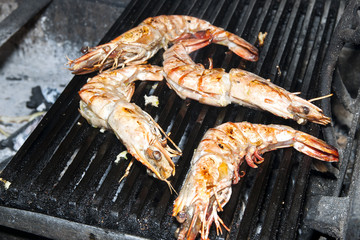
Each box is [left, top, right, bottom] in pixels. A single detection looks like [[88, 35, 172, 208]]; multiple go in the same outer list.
[[0, 0, 128, 174], [0, 86, 54, 169]]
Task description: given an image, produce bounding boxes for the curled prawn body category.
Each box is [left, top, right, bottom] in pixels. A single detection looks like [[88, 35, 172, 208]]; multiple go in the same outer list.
[[163, 40, 331, 125], [68, 15, 258, 74], [173, 122, 339, 240], [79, 65, 181, 184]]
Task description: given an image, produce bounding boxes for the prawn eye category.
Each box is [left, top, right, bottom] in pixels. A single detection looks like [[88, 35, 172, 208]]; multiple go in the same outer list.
[[176, 211, 187, 223], [80, 46, 89, 54], [152, 150, 162, 161], [302, 106, 310, 115], [146, 148, 162, 161]]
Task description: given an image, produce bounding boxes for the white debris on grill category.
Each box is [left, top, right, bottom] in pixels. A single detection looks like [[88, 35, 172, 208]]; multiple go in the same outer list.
[[144, 95, 159, 107], [152, 83, 158, 89], [276, 65, 282, 77], [115, 150, 128, 163], [258, 32, 268, 47], [0, 178, 11, 190]]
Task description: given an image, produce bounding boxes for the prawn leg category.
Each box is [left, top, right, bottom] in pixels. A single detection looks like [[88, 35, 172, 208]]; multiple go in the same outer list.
[[119, 158, 135, 183]]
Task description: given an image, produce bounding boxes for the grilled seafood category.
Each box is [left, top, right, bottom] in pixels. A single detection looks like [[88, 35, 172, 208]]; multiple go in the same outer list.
[[173, 122, 339, 240], [68, 15, 258, 74], [163, 39, 331, 125], [79, 65, 181, 186]]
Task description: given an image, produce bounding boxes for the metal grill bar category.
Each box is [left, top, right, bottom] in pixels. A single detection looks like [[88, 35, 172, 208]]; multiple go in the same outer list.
[[254, 0, 289, 76], [282, 0, 317, 90]]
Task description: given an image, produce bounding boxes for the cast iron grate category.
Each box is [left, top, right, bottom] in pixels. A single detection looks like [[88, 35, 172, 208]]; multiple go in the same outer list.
[[0, 0, 353, 239], [306, 0, 360, 239]]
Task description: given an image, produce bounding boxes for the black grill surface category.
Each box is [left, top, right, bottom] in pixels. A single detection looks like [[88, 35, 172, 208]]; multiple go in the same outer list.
[[0, 0, 348, 239]]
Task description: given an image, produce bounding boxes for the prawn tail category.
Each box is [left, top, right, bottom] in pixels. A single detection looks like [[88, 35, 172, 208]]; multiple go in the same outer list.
[[293, 131, 339, 162]]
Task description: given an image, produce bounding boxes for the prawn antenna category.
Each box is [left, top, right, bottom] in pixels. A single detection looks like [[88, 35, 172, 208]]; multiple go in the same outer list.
[[100, 44, 119, 68], [153, 119, 182, 155], [166, 179, 178, 195], [308, 93, 333, 103]]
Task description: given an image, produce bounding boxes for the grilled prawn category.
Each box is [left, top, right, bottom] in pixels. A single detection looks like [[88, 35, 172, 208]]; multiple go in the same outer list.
[[173, 122, 339, 240], [79, 65, 181, 186], [68, 15, 258, 74], [163, 39, 331, 125]]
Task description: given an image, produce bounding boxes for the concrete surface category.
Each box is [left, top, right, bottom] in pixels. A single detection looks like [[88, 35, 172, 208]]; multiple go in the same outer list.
[[0, 0, 130, 166]]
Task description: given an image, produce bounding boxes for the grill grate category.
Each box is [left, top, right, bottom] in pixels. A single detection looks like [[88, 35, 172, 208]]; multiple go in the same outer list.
[[0, 0, 349, 239], [306, 0, 360, 238]]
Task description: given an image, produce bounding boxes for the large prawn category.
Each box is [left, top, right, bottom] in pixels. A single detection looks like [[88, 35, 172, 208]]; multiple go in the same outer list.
[[173, 122, 339, 240], [68, 15, 258, 74], [163, 38, 331, 125], [78, 65, 181, 187]]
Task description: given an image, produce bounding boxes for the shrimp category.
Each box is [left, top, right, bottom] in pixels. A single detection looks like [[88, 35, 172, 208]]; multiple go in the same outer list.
[[68, 15, 258, 74], [173, 122, 339, 240], [173, 122, 339, 239], [163, 39, 331, 125], [78, 65, 181, 187]]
